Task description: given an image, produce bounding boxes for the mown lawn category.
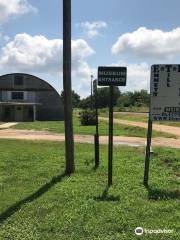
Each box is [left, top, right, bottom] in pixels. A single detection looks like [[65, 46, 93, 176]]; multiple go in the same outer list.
[[12, 116, 174, 138], [0, 139, 179, 240]]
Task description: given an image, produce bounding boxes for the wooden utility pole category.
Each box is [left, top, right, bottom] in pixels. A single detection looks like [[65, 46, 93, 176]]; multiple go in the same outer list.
[[63, 0, 74, 174], [93, 79, 99, 168]]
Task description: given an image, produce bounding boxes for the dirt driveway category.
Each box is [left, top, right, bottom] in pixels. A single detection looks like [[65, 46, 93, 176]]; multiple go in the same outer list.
[[0, 129, 179, 148], [99, 117, 180, 137]]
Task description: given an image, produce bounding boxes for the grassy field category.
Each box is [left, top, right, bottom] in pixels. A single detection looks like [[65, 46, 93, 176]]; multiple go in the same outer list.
[[108, 106, 149, 113], [0, 139, 179, 239], [100, 112, 180, 127], [158, 121, 180, 127], [113, 113, 148, 122], [12, 116, 175, 138]]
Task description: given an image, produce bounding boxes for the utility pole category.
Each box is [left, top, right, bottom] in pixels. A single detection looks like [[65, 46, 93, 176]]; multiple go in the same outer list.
[[63, 0, 74, 174], [94, 79, 99, 168], [91, 75, 93, 110]]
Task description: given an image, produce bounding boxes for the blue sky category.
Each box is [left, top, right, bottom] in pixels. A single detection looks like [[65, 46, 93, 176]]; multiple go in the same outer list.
[[1, 0, 180, 97]]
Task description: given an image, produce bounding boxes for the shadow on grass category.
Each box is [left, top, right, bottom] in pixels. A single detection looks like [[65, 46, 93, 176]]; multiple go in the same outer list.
[[84, 158, 94, 167], [147, 187, 180, 201], [0, 173, 66, 224], [92, 164, 99, 171], [93, 186, 120, 202]]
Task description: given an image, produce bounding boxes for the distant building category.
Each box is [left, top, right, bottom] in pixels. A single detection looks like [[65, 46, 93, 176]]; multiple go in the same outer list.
[[0, 73, 64, 122]]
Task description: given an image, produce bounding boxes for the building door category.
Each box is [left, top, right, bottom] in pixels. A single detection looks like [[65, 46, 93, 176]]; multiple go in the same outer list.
[[3, 106, 12, 121], [15, 106, 23, 122], [18, 106, 34, 122], [28, 106, 34, 121]]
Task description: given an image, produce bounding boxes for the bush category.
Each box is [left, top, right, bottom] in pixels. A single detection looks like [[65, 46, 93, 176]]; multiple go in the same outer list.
[[79, 110, 96, 126]]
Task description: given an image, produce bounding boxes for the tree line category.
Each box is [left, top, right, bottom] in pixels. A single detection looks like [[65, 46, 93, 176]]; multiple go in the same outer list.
[[61, 88, 150, 109]]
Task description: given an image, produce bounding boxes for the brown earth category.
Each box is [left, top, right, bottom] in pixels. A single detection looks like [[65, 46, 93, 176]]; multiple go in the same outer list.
[[0, 129, 179, 148]]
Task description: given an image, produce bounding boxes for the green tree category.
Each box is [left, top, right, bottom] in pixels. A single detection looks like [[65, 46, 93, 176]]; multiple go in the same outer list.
[[79, 87, 121, 109], [117, 92, 133, 107], [117, 90, 150, 108], [61, 90, 81, 108], [78, 96, 92, 109], [97, 87, 121, 108], [131, 90, 150, 107]]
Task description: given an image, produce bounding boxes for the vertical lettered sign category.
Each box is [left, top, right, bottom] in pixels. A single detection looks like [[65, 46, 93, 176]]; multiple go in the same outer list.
[[150, 64, 180, 121]]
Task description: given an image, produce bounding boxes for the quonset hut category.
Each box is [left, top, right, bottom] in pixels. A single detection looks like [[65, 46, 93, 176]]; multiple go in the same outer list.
[[0, 73, 64, 122]]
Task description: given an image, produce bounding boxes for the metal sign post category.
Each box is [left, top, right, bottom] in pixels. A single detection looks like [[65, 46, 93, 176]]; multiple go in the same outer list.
[[108, 86, 114, 186], [98, 66, 127, 186], [143, 115, 153, 186], [93, 79, 99, 168]]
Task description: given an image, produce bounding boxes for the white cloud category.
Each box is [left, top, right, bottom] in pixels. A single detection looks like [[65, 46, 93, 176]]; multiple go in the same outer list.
[[0, 33, 95, 96], [78, 21, 107, 38], [126, 62, 150, 92], [0, 0, 37, 25], [112, 27, 180, 59], [112, 62, 150, 92]]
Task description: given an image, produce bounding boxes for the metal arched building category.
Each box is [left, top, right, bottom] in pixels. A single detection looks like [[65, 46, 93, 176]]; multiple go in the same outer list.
[[0, 73, 64, 122]]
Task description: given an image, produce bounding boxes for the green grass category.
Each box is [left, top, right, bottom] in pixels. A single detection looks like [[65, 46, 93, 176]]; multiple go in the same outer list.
[[118, 113, 180, 128], [99, 111, 142, 123], [0, 139, 179, 239], [100, 112, 180, 127], [113, 113, 148, 122], [157, 121, 180, 127], [109, 106, 149, 113], [12, 116, 174, 138]]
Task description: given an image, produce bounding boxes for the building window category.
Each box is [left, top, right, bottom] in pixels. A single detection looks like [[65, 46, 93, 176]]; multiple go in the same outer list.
[[11, 92, 24, 100], [14, 75, 24, 86]]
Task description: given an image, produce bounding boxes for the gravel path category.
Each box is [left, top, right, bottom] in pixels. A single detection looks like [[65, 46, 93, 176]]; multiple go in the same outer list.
[[0, 129, 179, 148]]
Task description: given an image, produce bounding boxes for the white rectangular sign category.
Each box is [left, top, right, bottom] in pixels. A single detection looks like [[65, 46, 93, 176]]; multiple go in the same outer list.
[[150, 64, 180, 121]]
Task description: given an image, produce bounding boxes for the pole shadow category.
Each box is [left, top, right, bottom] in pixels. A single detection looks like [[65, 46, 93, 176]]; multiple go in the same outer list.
[[146, 186, 180, 201], [0, 173, 66, 224], [93, 186, 120, 202], [92, 165, 99, 171]]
